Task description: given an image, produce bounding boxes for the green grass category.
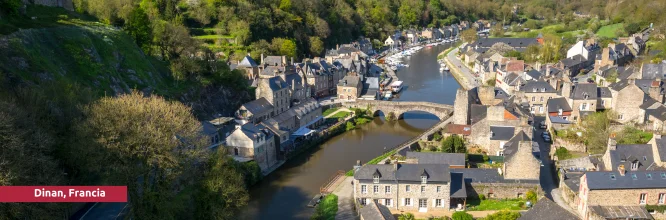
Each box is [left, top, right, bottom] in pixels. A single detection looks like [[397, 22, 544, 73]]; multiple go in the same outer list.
[[312, 194, 338, 220], [466, 199, 526, 211], [504, 24, 585, 39], [192, 34, 234, 40], [323, 107, 339, 116], [329, 111, 350, 119], [596, 23, 624, 38]]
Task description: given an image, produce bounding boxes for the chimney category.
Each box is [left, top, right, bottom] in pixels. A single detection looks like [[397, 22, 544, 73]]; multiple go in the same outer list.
[[261, 54, 264, 65], [628, 78, 635, 85], [291, 79, 296, 90], [356, 160, 362, 166], [601, 48, 610, 65], [291, 57, 294, 65], [608, 133, 617, 151], [247, 52, 251, 56], [618, 164, 626, 176], [546, 65, 551, 77], [336, 44, 339, 50], [393, 162, 399, 171], [282, 56, 287, 65]]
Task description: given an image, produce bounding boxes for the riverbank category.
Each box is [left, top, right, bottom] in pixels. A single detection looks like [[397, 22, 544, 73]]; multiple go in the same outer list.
[[442, 45, 478, 90]]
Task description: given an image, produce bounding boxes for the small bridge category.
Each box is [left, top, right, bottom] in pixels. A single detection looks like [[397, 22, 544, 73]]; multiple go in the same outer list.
[[342, 100, 454, 120]]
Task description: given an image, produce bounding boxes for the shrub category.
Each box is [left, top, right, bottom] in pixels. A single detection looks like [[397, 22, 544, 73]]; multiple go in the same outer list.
[[399, 213, 415, 220], [0, 0, 22, 16], [484, 210, 521, 220], [555, 147, 572, 160], [518, 201, 525, 208], [478, 194, 486, 200], [526, 190, 537, 204], [482, 154, 489, 162], [428, 145, 438, 152], [452, 211, 473, 220], [486, 78, 496, 86], [345, 121, 356, 131]]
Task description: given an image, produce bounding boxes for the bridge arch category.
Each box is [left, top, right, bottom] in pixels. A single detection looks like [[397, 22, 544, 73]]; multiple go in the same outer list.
[[342, 100, 454, 121]]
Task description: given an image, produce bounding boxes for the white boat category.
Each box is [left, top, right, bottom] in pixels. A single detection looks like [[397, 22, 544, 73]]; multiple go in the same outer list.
[[382, 91, 393, 100], [444, 66, 450, 71], [390, 81, 404, 93]]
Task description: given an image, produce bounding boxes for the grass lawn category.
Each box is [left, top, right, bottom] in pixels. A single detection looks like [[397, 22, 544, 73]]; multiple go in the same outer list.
[[466, 199, 526, 211], [312, 194, 338, 220], [596, 23, 624, 38], [504, 24, 585, 39], [323, 107, 340, 116], [329, 111, 350, 119]]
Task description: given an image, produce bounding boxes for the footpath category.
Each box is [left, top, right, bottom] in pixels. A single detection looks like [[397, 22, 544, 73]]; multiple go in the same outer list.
[[333, 176, 356, 220], [443, 46, 479, 90]]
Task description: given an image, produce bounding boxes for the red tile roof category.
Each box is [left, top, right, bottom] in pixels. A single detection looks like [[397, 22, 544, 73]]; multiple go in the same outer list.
[[445, 124, 472, 136], [506, 60, 525, 72]]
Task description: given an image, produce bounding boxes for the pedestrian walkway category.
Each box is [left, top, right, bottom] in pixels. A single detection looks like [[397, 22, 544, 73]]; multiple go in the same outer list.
[[333, 177, 357, 220], [444, 47, 480, 90]]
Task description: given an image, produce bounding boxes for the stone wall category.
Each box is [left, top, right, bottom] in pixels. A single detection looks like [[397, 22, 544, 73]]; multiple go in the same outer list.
[[588, 188, 666, 206], [560, 182, 579, 209], [613, 83, 646, 124], [552, 137, 586, 153], [354, 179, 451, 211], [453, 89, 470, 124], [466, 182, 541, 199], [504, 141, 541, 180], [342, 100, 453, 120]]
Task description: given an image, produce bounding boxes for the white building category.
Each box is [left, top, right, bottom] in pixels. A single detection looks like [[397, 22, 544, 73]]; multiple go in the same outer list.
[[567, 41, 589, 60]]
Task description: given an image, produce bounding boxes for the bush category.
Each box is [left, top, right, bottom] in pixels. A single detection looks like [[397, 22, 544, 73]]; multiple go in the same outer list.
[[452, 211, 473, 220], [399, 213, 415, 220], [345, 121, 356, 131], [518, 201, 525, 208], [486, 78, 496, 86], [555, 147, 572, 160], [0, 0, 22, 16], [311, 194, 338, 220], [617, 126, 653, 144], [478, 194, 486, 200], [526, 190, 537, 204], [482, 154, 489, 162], [433, 133, 443, 141], [429, 145, 439, 152], [484, 210, 521, 220]]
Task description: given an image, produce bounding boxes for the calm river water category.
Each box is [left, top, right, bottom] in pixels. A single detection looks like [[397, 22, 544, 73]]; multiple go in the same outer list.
[[241, 43, 461, 220]]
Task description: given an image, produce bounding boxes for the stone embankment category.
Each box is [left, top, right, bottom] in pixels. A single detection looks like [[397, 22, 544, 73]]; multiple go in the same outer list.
[[442, 46, 478, 90]]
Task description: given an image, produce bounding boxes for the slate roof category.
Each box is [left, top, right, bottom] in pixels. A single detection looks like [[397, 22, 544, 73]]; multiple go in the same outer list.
[[518, 198, 579, 220], [618, 66, 637, 80], [451, 168, 540, 184], [242, 97, 274, 115], [520, 80, 556, 93], [490, 126, 515, 141], [503, 131, 532, 161], [360, 201, 395, 220], [406, 152, 465, 166], [589, 206, 652, 220], [597, 87, 612, 98], [237, 56, 258, 68], [607, 144, 658, 171], [585, 170, 666, 190], [238, 123, 273, 140], [563, 172, 583, 192], [525, 70, 542, 80], [503, 73, 523, 86], [354, 164, 451, 183], [560, 54, 587, 67], [656, 138, 666, 163], [263, 56, 284, 66], [547, 97, 572, 113], [571, 83, 597, 100], [339, 75, 361, 88], [263, 76, 289, 91], [285, 73, 304, 90], [470, 104, 488, 125], [449, 172, 467, 198]]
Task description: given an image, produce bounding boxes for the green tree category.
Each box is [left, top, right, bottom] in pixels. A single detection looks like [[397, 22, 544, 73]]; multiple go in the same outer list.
[[76, 92, 207, 219], [452, 135, 466, 153], [441, 135, 454, 152], [461, 29, 478, 43], [452, 211, 474, 220], [0, 0, 22, 16], [526, 190, 537, 204], [524, 20, 539, 30], [624, 22, 641, 35], [484, 210, 521, 220], [229, 20, 252, 46], [125, 7, 153, 53], [523, 44, 541, 63], [398, 213, 416, 220], [309, 36, 324, 56], [194, 151, 249, 219], [491, 24, 505, 37], [540, 34, 563, 63], [271, 38, 298, 58], [581, 111, 614, 154], [279, 0, 292, 11], [504, 50, 523, 60]]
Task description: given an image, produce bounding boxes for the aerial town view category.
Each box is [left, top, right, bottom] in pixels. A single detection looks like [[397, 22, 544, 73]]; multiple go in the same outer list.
[[1, 0, 666, 220]]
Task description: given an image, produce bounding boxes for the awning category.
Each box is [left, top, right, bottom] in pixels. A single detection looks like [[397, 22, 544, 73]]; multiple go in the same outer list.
[[291, 127, 316, 136], [303, 116, 323, 127]]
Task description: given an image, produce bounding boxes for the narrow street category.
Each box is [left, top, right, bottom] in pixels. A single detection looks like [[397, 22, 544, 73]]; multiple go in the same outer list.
[[445, 47, 480, 89]]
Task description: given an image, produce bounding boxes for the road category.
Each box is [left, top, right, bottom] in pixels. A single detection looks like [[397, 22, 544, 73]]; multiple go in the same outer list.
[[445, 47, 480, 89]]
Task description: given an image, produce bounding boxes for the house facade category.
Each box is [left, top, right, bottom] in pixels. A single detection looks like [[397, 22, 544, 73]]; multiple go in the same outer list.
[[225, 123, 277, 172], [338, 75, 362, 100]]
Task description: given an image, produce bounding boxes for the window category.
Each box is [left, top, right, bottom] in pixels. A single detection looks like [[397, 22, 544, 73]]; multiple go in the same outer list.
[[539, 106, 544, 113], [517, 193, 523, 198], [385, 199, 392, 207], [532, 97, 536, 102], [601, 100, 606, 105], [648, 174, 653, 179], [581, 103, 588, 110], [619, 114, 624, 120], [660, 194, 665, 204], [640, 193, 648, 204], [435, 199, 442, 207], [361, 185, 367, 194], [540, 97, 544, 102], [406, 185, 411, 192], [421, 186, 426, 193], [385, 186, 391, 193], [662, 173, 666, 179], [405, 198, 412, 206], [541, 88, 546, 92], [360, 198, 367, 205], [373, 177, 379, 183], [419, 199, 428, 208], [632, 162, 639, 170], [373, 185, 379, 193], [421, 176, 427, 184], [436, 186, 441, 192]]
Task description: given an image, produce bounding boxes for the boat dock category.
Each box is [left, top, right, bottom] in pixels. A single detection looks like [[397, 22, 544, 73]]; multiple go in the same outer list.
[[308, 170, 346, 208]]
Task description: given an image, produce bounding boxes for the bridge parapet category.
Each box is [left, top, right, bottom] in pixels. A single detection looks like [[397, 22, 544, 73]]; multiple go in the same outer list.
[[342, 100, 454, 120]]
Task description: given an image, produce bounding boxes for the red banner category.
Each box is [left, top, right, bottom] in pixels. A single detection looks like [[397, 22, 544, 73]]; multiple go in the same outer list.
[[0, 186, 127, 202]]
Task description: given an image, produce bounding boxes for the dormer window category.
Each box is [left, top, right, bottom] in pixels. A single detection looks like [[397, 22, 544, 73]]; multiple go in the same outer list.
[[421, 169, 429, 184], [373, 169, 381, 183], [583, 93, 589, 99], [541, 88, 546, 92], [632, 173, 638, 179], [647, 174, 653, 179], [373, 176, 379, 183], [532, 88, 537, 92], [631, 161, 639, 170]]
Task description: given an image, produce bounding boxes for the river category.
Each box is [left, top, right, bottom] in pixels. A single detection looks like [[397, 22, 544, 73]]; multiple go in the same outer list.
[[241, 43, 461, 220]]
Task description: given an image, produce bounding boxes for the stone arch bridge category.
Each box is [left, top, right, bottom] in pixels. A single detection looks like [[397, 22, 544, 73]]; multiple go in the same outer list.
[[342, 100, 454, 120]]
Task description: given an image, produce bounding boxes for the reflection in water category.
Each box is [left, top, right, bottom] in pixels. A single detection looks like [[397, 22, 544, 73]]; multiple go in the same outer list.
[[243, 43, 460, 220]]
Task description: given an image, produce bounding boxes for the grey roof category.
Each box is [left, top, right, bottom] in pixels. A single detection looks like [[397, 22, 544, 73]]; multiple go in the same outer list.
[[607, 144, 658, 171], [559, 54, 587, 68], [242, 97, 274, 115], [646, 106, 666, 121], [406, 152, 465, 165], [470, 104, 487, 125], [618, 66, 637, 80], [339, 75, 361, 88], [490, 126, 515, 140], [585, 170, 666, 190], [451, 168, 540, 184], [238, 56, 258, 68], [657, 138, 666, 164], [558, 156, 597, 171], [562, 172, 583, 192], [549, 116, 572, 124], [354, 164, 451, 183], [285, 73, 304, 90], [503, 131, 532, 160], [597, 87, 612, 98], [571, 83, 597, 100], [238, 123, 273, 140], [525, 70, 542, 80], [547, 97, 572, 113], [520, 80, 556, 93], [359, 201, 395, 220], [503, 73, 523, 86], [589, 206, 652, 219], [365, 77, 379, 89], [263, 56, 284, 66], [518, 198, 579, 220], [450, 172, 467, 198], [263, 76, 289, 91]]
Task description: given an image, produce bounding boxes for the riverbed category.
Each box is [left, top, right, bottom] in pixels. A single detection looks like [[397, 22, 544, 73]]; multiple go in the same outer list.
[[242, 43, 461, 220]]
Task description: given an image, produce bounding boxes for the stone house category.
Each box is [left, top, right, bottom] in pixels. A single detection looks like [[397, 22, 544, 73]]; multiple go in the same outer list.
[[284, 72, 309, 104], [300, 62, 329, 98], [642, 98, 666, 132], [601, 135, 666, 172], [256, 76, 291, 116], [338, 75, 362, 101], [576, 169, 666, 220], [353, 164, 456, 212], [291, 98, 323, 129], [420, 28, 434, 39], [502, 132, 541, 181], [236, 97, 274, 124], [359, 200, 395, 220], [609, 79, 646, 124], [225, 123, 277, 172], [231, 55, 259, 80], [517, 80, 558, 115], [496, 72, 523, 95], [469, 105, 525, 155], [451, 168, 541, 200], [594, 43, 634, 73], [569, 83, 598, 123], [546, 97, 573, 130], [557, 54, 590, 77], [596, 87, 613, 111], [518, 198, 580, 220]]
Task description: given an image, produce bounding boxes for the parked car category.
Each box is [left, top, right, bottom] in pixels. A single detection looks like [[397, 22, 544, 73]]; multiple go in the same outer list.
[[542, 131, 550, 137], [539, 121, 547, 129], [542, 135, 551, 142]]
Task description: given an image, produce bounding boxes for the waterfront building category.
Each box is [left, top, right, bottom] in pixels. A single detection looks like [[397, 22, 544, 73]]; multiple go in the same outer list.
[[225, 123, 278, 172], [338, 75, 362, 101]]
